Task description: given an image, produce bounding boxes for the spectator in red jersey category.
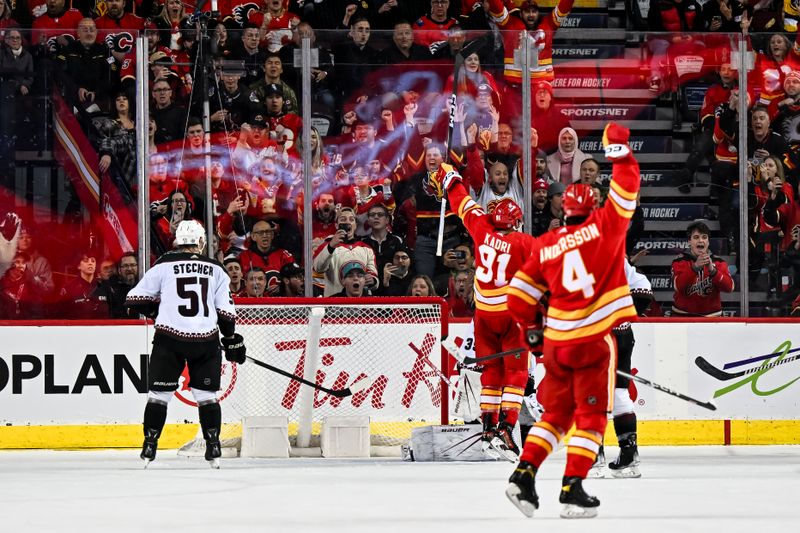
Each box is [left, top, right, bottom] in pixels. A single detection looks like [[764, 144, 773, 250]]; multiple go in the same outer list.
[[238, 219, 295, 295], [154, 190, 198, 252], [313, 206, 379, 296], [148, 152, 191, 209], [260, 83, 302, 155], [95, 0, 144, 63], [249, 0, 299, 53], [32, 0, 83, 54], [671, 221, 734, 317], [0, 0, 19, 43], [224, 255, 245, 296], [413, 0, 458, 49], [448, 267, 475, 317], [645, 0, 703, 92], [771, 72, 800, 147], [0, 251, 42, 319], [338, 165, 394, 237], [154, 0, 187, 51], [529, 80, 571, 156]]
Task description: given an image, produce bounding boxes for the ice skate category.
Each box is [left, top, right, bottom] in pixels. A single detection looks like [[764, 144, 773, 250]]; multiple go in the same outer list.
[[587, 444, 605, 478], [205, 428, 222, 469], [480, 415, 503, 460], [609, 435, 640, 478], [140, 429, 159, 469], [491, 421, 520, 462], [505, 461, 539, 517], [559, 476, 600, 519]]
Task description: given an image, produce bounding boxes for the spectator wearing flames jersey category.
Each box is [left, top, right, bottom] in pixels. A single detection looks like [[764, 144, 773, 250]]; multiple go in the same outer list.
[[238, 219, 295, 296], [95, 0, 143, 62], [413, 0, 458, 49], [31, 0, 83, 54], [671, 221, 734, 317], [487, 0, 574, 86]]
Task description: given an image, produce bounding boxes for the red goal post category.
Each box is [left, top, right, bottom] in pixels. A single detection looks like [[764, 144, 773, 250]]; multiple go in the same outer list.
[[203, 297, 452, 454]]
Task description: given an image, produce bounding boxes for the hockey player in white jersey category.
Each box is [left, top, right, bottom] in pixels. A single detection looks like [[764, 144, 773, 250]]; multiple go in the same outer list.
[[589, 258, 652, 478], [125, 220, 246, 468]]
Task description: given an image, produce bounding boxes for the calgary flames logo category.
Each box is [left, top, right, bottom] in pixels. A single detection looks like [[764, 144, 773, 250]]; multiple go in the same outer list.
[[104, 31, 135, 53]]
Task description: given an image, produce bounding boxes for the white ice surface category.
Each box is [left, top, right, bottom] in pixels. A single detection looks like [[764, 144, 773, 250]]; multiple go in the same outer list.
[[1, 446, 798, 533]]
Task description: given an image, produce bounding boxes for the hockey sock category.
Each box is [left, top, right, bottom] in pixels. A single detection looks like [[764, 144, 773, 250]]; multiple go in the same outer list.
[[565, 429, 603, 478], [143, 401, 168, 439], [198, 401, 222, 441], [480, 386, 501, 426], [500, 384, 524, 425], [520, 421, 562, 468], [613, 412, 637, 442]]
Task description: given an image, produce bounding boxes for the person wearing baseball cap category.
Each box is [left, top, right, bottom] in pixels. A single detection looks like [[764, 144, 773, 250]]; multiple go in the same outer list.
[[278, 262, 304, 297], [529, 178, 551, 236], [332, 261, 366, 297]]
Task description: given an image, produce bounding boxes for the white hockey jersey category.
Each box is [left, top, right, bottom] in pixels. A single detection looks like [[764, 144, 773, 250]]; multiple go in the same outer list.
[[126, 252, 236, 341]]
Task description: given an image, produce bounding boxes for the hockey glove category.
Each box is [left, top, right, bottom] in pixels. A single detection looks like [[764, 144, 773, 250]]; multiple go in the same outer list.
[[428, 163, 462, 200], [521, 326, 544, 356], [601, 122, 632, 161], [221, 333, 246, 364]]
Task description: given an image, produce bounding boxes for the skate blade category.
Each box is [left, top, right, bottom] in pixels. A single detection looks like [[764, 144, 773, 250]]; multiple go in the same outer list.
[[490, 438, 518, 463], [609, 465, 640, 478], [142, 458, 153, 469], [586, 465, 605, 479], [560, 504, 598, 519], [481, 440, 502, 460], [208, 458, 220, 469], [505, 483, 537, 518]]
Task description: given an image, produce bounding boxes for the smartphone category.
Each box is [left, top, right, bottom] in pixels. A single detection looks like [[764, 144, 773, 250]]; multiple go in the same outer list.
[[452, 250, 467, 260], [338, 223, 352, 233], [391, 265, 408, 278], [712, 15, 721, 25]]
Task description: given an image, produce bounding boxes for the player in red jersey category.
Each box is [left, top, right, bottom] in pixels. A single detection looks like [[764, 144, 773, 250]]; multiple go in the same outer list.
[[503, 123, 640, 519], [433, 162, 536, 460]]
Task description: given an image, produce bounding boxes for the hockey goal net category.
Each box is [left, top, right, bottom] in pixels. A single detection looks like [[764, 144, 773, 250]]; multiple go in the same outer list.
[[182, 297, 450, 455]]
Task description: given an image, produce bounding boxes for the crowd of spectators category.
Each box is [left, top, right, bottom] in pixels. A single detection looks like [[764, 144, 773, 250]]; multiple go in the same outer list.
[[3, 0, 800, 317]]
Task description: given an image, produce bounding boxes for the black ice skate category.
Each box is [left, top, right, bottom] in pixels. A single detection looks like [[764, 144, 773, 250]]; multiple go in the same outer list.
[[141, 429, 159, 468], [492, 421, 520, 462], [505, 461, 539, 517], [608, 435, 640, 478], [587, 444, 605, 478], [204, 428, 222, 469], [480, 415, 501, 460], [559, 476, 600, 519]]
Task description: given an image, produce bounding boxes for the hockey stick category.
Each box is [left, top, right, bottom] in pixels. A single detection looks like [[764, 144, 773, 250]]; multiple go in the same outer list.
[[461, 347, 527, 365], [695, 352, 800, 381], [722, 346, 800, 369], [436, 51, 466, 257], [617, 370, 716, 411], [245, 356, 370, 398]]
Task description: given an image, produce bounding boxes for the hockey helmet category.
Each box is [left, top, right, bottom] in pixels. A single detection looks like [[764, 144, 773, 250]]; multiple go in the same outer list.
[[491, 198, 523, 230], [175, 220, 206, 250], [563, 183, 596, 218]]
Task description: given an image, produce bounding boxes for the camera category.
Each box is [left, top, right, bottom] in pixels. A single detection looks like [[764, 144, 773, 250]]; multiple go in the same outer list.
[[452, 250, 466, 260], [338, 223, 352, 233]]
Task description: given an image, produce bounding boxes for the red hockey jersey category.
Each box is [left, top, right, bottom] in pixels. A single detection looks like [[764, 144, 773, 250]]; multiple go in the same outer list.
[[95, 13, 144, 55], [507, 155, 640, 345], [448, 180, 535, 315], [488, 0, 574, 84]]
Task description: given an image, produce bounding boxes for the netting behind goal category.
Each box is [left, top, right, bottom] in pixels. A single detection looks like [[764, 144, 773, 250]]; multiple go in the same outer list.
[[208, 297, 450, 453]]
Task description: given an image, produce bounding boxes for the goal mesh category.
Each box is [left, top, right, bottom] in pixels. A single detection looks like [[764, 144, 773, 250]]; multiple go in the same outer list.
[[201, 298, 449, 453]]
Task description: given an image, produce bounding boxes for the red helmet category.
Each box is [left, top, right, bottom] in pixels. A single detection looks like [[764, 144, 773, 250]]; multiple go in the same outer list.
[[563, 183, 596, 218], [491, 198, 523, 230]]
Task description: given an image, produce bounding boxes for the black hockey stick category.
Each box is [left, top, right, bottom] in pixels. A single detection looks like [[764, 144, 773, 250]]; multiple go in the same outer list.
[[695, 352, 800, 381], [462, 347, 527, 365], [617, 370, 716, 411], [246, 356, 370, 398]]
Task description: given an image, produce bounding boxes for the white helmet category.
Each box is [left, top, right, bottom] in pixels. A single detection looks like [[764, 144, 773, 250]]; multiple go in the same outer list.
[[175, 220, 206, 250]]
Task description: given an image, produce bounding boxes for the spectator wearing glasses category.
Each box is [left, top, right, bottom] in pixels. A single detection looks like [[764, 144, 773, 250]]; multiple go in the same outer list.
[[151, 78, 187, 145], [154, 190, 196, 252], [380, 246, 415, 296], [237, 219, 295, 296], [361, 204, 404, 278]]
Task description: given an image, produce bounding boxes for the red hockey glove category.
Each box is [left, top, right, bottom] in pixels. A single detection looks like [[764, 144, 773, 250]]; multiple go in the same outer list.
[[602, 122, 632, 161]]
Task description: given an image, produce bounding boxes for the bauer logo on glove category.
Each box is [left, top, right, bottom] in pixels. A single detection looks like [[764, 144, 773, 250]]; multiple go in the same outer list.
[[602, 122, 632, 161]]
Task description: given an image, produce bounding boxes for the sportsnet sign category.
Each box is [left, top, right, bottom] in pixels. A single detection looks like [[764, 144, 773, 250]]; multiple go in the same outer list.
[[632, 237, 728, 255], [599, 169, 676, 186], [580, 136, 671, 153], [557, 104, 655, 121], [553, 44, 624, 60], [641, 203, 708, 221]]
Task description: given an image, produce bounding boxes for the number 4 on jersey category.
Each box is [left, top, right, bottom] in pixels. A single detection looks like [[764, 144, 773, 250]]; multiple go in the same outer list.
[[562, 249, 596, 298]]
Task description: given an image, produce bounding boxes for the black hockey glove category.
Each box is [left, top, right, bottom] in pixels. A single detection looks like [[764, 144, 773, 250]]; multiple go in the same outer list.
[[221, 333, 246, 364]]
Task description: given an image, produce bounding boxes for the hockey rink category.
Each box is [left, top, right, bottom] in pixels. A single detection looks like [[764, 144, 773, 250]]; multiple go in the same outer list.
[[1, 445, 796, 532]]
